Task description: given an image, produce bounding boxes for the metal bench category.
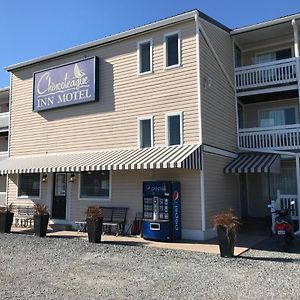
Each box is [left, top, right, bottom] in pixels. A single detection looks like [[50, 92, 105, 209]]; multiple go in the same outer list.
[[75, 207, 128, 236], [102, 207, 128, 236], [12, 205, 34, 227]]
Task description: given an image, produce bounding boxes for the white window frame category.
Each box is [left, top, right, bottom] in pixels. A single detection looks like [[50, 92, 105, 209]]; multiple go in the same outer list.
[[137, 116, 154, 148], [258, 105, 297, 127], [17, 173, 41, 200], [164, 31, 181, 70], [165, 112, 183, 146], [78, 171, 112, 201], [137, 39, 153, 75]]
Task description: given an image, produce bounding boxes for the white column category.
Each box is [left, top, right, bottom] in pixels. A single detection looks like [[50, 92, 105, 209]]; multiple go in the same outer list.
[[292, 19, 300, 115], [295, 156, 300, 234]]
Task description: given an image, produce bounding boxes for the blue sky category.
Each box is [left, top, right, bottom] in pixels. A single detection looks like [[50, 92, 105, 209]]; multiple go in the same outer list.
[[0, 0, 299, 87]]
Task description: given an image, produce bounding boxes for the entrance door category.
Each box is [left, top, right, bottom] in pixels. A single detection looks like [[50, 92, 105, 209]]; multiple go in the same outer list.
[[52, 173, 67, 219], [240, 174, 248, 218]]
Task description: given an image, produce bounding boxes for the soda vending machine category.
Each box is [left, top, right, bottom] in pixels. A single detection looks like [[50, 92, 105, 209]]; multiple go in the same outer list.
[[142, 181, 181, 241]]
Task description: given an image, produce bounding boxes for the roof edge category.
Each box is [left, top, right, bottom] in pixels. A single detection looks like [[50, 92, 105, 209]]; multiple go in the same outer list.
[[0, 87, 9, 93], [6, 10, 198, 72], [231, 12, 300, 35]]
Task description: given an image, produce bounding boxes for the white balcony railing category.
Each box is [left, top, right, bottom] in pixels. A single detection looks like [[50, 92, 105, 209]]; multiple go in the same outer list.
[[0, 112, 9, 131], [235, 58, 297, 91], [239, 124, 300, 150]]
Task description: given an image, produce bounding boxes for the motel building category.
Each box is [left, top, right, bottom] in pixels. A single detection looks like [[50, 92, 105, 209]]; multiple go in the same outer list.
[[0, 10, 300, 240]]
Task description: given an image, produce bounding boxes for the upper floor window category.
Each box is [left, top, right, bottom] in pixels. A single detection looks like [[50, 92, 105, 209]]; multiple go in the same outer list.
[[137, 39, 153, 75], [18, 173, 40, 198], [258, 107, 296, 127], [138, 117, 153, 148], [165, 32, 181, 68], [255, 48, 292, 64], [79, 171, 110, 200], [166, 112, 183, 146]]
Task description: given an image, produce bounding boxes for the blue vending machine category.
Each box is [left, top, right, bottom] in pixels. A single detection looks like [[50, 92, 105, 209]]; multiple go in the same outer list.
[[142, 181, 181, 241]]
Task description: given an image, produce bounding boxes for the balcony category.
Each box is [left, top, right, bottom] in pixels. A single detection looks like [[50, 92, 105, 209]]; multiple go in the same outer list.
[[0, 112, 9, 132], [235, 58, 298, 94], [239, 124, 300, 151]]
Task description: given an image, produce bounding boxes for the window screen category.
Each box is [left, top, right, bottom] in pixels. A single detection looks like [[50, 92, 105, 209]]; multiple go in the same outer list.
[[168, 115, 181, 145], [140, 41, 151, 73], [140, 119, 152, 148], [166, 34, 179, 67], [80, 171, 109, 198], [18, 173, 40, 197]]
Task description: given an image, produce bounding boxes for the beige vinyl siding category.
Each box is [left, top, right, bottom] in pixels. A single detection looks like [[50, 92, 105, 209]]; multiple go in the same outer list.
[[243, 98, 298, 128], [10, 20, 199, 156], [71, 169, 201, 230], [199, 19, 237, 152], [203, 153, 239, 229], [242, 41, 294, 66]]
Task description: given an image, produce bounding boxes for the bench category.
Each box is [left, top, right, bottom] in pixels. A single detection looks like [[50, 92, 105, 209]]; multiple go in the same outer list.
[[11, 205, 34, 227], [102, 207, 128, 236], [76, 207, 128, 236]]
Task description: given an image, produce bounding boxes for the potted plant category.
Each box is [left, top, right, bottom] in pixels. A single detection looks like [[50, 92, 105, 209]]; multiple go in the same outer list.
[[33, 204, 49, 237], [213, 209, 240, 258], [86, 206, 103, 243], [0, 204, 14, 233]]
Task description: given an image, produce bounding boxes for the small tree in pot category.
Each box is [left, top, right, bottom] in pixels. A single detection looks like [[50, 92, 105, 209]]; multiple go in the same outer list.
[[86, 206, 103, 243], [0, 204, 14, 233], [33, 204, 49, 237], [213, 209, 240, 258]]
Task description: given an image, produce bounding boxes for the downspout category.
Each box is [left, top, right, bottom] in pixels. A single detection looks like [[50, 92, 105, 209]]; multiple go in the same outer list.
[[195, 12, 206, 233], [6, 73, 12, 206]]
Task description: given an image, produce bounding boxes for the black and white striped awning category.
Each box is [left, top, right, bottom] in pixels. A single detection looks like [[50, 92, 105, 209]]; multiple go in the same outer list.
[[224, 153, 280, 174], [0, 144, 201, 174]]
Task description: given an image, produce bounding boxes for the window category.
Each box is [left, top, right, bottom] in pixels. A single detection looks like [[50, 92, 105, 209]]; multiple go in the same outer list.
[[138, 117, 153, 148], [255, 48, 292, 64], [165, 32, 181, 68], [18, 173, 40, 198], [138, 39, 152, 74], [166, 113, 182, 146], [79, 171, 110, 199], [259, 107, 296, 127]]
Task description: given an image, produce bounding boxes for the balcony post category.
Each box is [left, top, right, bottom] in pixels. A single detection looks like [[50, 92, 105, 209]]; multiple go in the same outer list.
[[292, 19, 300, 116]]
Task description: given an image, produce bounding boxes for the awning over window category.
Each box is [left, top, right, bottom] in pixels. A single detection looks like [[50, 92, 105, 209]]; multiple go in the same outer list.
[[224, 153, 280, 174], [0, 144, 201, 174]]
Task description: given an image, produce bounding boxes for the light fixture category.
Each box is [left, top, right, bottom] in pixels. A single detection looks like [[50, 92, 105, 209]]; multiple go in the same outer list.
[[42, 174, 48, 182], [70, 173, 75, 182]]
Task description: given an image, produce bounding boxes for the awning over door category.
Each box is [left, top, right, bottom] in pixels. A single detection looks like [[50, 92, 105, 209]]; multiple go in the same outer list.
[[224, 153, 280, 174], [0, 144, 201, 174]]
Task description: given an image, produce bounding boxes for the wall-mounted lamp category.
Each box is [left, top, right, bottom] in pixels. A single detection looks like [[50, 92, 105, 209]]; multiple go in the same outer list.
[[42, 174, 48, 183], [69, 173, 76, 182]]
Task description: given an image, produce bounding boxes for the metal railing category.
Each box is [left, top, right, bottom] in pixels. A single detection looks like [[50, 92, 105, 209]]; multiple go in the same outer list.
[[235, 58, 297, 91], [239, 124, 300, 150]]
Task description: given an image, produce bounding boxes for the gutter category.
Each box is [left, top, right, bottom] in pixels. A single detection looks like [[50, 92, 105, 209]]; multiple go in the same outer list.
[[231, 14, 300, 36], [6, 10, 197, 72]]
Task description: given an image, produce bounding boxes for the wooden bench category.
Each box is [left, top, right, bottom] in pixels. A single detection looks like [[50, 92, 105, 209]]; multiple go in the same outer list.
[[76, 207, 128, 236], [11, 205, 34, 227]]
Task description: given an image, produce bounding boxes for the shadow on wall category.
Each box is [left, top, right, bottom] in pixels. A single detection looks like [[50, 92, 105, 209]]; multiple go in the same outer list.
[[14, 57, 116, 121]]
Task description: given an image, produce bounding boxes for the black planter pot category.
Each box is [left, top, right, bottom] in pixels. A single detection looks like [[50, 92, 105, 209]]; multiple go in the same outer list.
[[0, 212, 14, 233], [34, 214, 49, 237], [217, 226, 236, 258], [86, 218, 103, 243]]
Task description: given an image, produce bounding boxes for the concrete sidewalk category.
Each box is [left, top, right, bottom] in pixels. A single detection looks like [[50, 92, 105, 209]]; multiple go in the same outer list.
[[11, 226, 266, 256]]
